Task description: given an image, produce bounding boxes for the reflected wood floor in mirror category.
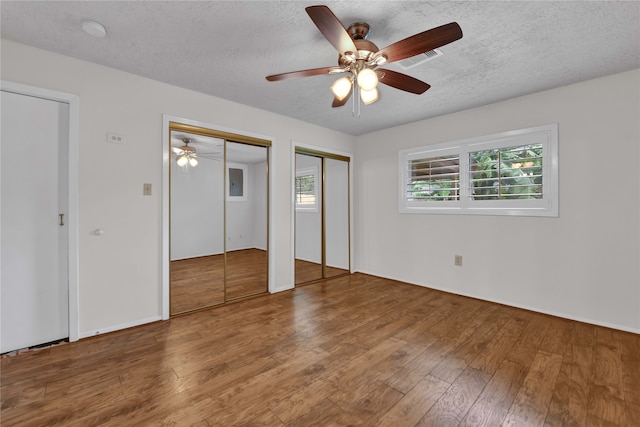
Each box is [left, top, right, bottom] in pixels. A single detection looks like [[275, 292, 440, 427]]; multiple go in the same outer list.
[[171, 248, 267, 314], [295, 259, 349, 285], [225, 248, 268, 300], [171, 255, 225, 314], [3, 273, 638, 426]]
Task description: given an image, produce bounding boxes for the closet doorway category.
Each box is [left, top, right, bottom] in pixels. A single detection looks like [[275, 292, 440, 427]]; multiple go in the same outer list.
[[294, 149, 350, 285], [167, 121, 270, 315]]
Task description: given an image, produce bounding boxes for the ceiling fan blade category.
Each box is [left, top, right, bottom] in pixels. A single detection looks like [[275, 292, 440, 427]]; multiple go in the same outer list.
[[332, 89, 353, 108], [377, 69, 431, 94], [306, 5, 358, 56], [171, 147, 184, 154], [196, 154, 223, 161], [266, 66, 341, 82], [376, 22, 462, 64]]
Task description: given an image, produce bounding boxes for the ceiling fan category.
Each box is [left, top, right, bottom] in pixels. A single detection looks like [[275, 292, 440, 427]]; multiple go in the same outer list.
[[171, 135, 224, 166], [172, 138, 199, 167], [265, 5, 463, 108]]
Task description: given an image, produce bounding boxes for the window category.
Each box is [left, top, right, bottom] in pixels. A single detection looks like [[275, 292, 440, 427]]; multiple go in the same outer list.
[[295, 167, 319, 211], [468, 144, 542, 200], [408, 154, 460, 202], [399, 124, 558, 216]]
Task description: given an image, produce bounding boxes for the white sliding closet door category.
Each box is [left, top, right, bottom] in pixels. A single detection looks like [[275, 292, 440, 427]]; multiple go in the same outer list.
[[1, 90, 69, 353]]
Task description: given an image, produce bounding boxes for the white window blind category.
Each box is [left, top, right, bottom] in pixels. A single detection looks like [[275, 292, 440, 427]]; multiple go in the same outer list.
[[407, 155, 460, 201], [468, 143, 543, 200], [399, 124, 558, 217]]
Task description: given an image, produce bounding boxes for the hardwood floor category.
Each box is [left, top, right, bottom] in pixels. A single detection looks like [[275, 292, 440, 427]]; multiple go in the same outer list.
[[170, 248, 268, 314], [2, 273, 639, 426], [295, 259, 350, 285]]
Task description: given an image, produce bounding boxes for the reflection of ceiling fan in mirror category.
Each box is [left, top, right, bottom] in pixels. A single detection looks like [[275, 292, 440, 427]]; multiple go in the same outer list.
[[266, 5, 463, 108], [171, 135, 223, 167], [172, 138, 199, 167]]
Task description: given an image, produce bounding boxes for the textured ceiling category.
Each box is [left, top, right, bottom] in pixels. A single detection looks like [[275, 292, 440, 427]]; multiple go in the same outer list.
[[2, 1, 639, 136]]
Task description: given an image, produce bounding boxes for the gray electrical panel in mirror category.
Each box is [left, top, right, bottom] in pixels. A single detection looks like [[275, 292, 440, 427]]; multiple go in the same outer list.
[[143, 183, 152, 196]]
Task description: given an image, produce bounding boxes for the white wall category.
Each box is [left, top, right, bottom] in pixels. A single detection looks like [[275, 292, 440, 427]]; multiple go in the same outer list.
[[171, 159, 267, 259], [170, 157, 224, 260], [225, 161, 264, 252], [325, 158, 350, 270], [354, 69, 640, 333], [1, 40, 355, 336]]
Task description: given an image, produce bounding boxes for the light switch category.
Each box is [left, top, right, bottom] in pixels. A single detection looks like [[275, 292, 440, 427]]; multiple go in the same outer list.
[[143, 183, 152, 196], [107, 132, 124, 144]]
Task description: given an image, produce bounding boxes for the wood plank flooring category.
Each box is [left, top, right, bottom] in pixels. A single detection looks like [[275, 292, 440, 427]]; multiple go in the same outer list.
[[294, 259, 350, 285], [2, 273, 639, 426], [170, 248, 268, 314]]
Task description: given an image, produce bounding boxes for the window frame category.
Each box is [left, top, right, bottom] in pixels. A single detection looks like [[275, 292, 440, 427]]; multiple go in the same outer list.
[[295, 166, 320, 212], [399, 124, 558, 217]]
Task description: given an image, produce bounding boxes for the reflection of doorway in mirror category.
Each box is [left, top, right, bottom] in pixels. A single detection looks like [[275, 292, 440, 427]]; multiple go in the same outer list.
[[294, 151, 350, 286], [295, 154, 323, 284], [168, 124, 270, 316]]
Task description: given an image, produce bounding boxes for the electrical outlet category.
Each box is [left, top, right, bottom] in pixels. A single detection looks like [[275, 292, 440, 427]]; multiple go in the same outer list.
[[454, 255, 463, 266]]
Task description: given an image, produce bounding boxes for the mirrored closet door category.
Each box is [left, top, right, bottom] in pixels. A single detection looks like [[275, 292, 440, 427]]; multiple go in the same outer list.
[[225, 141, 268, 300], [169, 123, 270, 315], [295, 150, 350, 286]]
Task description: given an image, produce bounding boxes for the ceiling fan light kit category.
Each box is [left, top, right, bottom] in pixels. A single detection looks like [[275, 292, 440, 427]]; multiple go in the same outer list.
[[173, 138, 199, 168], [265, 5, 463, 114], [356, 68, 378, 91], [360, 87, 379, 105], [330, 76, 353, 101]]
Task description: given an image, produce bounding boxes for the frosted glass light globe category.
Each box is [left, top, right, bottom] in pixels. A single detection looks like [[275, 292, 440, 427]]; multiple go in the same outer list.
[[357, 68, 378, 91], [360, 87, 379, 105], [330, 76, 352, 101], [177, 155, 188, 167]]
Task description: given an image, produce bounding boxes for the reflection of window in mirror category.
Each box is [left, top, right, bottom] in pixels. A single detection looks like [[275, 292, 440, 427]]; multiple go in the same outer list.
[[227, 163, 247, 201], [296, 166, 319, 212]]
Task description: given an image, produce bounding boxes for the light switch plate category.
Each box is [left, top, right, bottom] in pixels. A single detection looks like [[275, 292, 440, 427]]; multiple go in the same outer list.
[[143, 183, 152, 196], [107, 132, 124, 144]]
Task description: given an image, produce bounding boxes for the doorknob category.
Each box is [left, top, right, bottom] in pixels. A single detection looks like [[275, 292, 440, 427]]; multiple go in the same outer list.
[[59, 213, 64, 226]]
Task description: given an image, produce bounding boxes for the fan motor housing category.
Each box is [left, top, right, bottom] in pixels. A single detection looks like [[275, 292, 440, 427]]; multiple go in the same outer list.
[[347, 22, 370, 40], [338, 39, 380, 66]]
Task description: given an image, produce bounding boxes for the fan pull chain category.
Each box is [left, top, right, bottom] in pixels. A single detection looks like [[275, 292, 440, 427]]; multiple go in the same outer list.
[[352, 78, 361, 118]]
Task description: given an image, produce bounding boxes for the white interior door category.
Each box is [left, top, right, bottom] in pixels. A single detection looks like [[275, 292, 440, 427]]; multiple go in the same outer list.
[[1, 90, 69, 353]]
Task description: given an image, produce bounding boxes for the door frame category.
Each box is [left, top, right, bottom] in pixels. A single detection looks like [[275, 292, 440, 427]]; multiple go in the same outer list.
[[1, 80, 80, 343], [290, 142, 354, 287], [161, 114, 276, 320]]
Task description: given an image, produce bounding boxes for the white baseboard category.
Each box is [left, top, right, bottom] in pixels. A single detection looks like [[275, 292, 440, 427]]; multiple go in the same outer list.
[[355, 270, 640, 335], [78, 315, 163, 339]]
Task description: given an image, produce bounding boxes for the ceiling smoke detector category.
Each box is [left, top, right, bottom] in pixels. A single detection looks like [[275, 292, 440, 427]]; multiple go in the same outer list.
[[82, 19, 107, 38]]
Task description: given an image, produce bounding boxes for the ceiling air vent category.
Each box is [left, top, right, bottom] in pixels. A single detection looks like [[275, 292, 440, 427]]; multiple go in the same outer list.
[[396, 49, 443, 70]]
